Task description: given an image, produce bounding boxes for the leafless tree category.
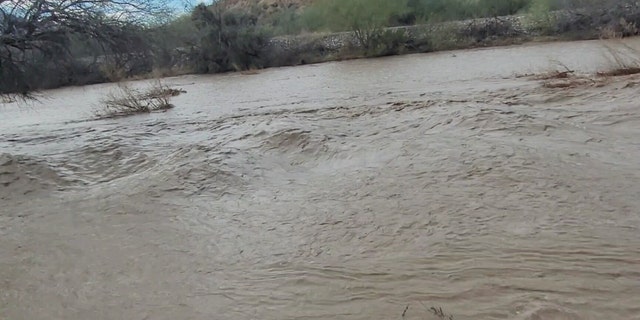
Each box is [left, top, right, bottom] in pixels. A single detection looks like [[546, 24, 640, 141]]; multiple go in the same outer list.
[[0, 0, 172, 96]]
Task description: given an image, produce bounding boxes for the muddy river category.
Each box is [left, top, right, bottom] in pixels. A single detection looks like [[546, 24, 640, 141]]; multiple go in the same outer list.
[[1, 38, 640, 320]]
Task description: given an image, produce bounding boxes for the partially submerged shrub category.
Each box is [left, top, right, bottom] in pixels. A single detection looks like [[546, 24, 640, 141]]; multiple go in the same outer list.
[[97, 81, 182, 118], [534, 61, 575, 80], [401, 304, 455, 320], [535, 44, 640, 89], [1, 95, 16, 104], [597, 67, 640, 76], [541, 77, 596, 88], [598, 43, 640, 76], [535, 69, 574, 80], [430, 306, 454, 320]]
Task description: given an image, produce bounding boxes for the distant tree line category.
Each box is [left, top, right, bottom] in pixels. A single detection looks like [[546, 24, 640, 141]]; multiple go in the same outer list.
[[2, 0, 639, 96]]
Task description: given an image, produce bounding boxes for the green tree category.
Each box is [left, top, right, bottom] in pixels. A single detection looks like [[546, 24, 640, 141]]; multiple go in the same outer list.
[[190, 3, 270, 73]]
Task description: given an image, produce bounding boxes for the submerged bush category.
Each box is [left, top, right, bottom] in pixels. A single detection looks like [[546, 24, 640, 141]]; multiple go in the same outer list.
[[97, 81, 182, 118]]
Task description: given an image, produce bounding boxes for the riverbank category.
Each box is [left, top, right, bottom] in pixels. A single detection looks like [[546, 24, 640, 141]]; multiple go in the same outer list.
[[262, 7, 640, 65], [3, 5, 640, 96]]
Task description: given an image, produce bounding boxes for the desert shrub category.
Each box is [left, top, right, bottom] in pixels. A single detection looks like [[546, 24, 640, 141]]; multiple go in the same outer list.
[[525, 0, 556, 34], [417, 23, 463, 51], [263, 34, 335, 67], [370, 29, 412, 56], [302, 0, 409, 51], [527, 0, 640, 37], [599, 18, 639, 39], [598, 43, 640, 76], [336, 29, 412, 58], [459, 17, 520, 43]]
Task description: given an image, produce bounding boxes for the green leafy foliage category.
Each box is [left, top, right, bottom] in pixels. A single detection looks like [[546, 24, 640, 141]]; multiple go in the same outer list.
[[300, 0, 409, 52], [302, 0, 408, 33]]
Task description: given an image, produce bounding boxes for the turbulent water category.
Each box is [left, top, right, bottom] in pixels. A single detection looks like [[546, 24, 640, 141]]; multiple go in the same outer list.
[[2, 38, 640, 320]]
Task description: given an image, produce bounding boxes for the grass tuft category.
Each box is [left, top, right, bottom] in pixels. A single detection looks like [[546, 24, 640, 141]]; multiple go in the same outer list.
[[429, 306, 455, 320]]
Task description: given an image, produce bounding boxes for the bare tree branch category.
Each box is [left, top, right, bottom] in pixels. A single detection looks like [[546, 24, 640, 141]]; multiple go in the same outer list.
[[1, 0, 170, 95]]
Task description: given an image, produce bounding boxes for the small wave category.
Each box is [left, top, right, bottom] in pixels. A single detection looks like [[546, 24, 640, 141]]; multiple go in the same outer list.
[[55, 142, 156, 185], [0, 153, 68, 200], [140, 145, 246, 197], [261, 129, 330, 156], [517, 305, 582, 320]]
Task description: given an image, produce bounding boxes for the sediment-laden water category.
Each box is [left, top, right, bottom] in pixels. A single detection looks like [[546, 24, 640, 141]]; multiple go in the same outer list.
[[2, 38, 640, 320]]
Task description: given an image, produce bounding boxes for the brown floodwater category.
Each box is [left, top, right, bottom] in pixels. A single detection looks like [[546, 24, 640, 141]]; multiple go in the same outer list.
[[1, 38, 640, 320]]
